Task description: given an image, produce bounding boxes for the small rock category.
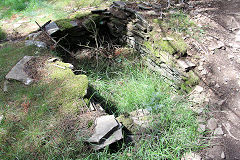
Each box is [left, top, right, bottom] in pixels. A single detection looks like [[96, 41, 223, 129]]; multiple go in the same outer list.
[[214, 127, 224, 135], [194, 107, 204, 114], [198, 124, 206, 132], [209, 40, 225, 51], [47, 58, 59, 63], [162, 37, 174, 41], [198, 65, 204, 71], [215, 83, 220, 88], [3, 80, 9, 92], [130, 109, 150, 128], [27, 31, 42, 40], [177, 59, 196, 72], [221, 151, 225, 159], [207, 118, 218, 130], [217, 67, 221, 71], [145, 10, 159, 16], [201, 69, 207, 75], [181, 152, 202, 160], [194, 85, 204, 93], [25, 40, 47, 48]]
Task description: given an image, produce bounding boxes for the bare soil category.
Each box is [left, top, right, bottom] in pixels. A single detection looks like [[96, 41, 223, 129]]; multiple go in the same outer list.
[[189, 0, 240, 159]]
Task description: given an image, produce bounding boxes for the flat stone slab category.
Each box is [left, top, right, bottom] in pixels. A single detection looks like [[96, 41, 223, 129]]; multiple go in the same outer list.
[[45, 22, 60, 35], [94, 124, 123, 150], [5, 56, 34, 85], [88, 115, 119, 143]]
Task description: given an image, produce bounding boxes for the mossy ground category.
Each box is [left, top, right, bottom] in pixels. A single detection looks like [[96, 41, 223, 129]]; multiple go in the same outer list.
[[0, 42, 91, 159]]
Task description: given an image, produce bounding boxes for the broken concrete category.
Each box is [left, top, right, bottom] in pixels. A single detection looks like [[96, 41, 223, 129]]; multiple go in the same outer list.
[[5, 56, 34, 85]]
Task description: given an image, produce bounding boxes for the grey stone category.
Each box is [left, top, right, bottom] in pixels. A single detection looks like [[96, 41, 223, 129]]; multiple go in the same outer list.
[[47, 58, 59, 63], [207, 118, 218, 130], [5, 56, 34, 85], [195, 108, 204, 114], [130, 109, 150, 128], [162, 37, 174, 41], [194, 85, 204, 93], [25, 40, 47, 48], [93, 124, 123, 150], [27, 31, 42, 40], [214, 127, 224, 135], [177, 59, 196, 72], [201, 69, 207, 75], [113, 1, 126, 9], [181, 152, 202, 160], [208, 40, 225, 51], [45, 22, 60, 35], [198, 65, 204, 71], [198, 124, 206, 132], [88, 115, 119, 143], [3, 80, 9, 92], [221, 151, 225, 159]]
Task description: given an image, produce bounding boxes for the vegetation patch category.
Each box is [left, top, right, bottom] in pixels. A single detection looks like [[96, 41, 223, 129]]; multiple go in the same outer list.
[[0, 27, 6, 41], [46, 61, 88, 114]]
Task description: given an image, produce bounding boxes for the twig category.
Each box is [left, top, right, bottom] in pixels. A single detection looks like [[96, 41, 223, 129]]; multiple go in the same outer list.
[[35, 21, 75, 58]]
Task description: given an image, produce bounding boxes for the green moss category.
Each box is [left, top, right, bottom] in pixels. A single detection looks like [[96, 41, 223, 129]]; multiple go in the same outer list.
[[180, 71, 200, 93], [71, 11, 91, 19], [116, 114, 137, 133], [55, 19, 74, 30], [83, 14, 103, 31], [47, 61, 88, 114], [157, 34, 187, 56]]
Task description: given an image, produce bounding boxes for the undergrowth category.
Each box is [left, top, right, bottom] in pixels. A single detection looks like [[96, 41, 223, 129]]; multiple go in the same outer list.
[[0, 43, 203, 159]]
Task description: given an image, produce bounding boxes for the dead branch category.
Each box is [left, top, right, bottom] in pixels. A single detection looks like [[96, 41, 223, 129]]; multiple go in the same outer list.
[[35, 21, 76, 58]]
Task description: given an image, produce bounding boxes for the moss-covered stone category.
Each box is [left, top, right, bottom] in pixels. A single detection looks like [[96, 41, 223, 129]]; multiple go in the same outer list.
[[55, 19, 74, 30], [116, 114, 137, 133], [83, 14, 103, 31], [180, 71, 200, 93], [47, 61, 88, 114]]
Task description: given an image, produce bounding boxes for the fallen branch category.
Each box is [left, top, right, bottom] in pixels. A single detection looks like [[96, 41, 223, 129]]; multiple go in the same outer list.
[[35, 21, 76, 58]]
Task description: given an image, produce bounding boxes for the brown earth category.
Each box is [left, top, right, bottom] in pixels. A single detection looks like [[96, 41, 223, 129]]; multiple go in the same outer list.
[[189, 0, 240, 159]]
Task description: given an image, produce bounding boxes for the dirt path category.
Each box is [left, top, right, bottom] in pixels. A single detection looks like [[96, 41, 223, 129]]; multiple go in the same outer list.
[[190, 0, 240, 159]]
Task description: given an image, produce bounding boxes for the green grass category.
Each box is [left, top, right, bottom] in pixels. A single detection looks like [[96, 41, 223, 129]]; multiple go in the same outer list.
[[0, 43, 203, 159], [0, 27, 6, 41]]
